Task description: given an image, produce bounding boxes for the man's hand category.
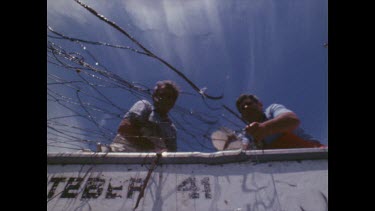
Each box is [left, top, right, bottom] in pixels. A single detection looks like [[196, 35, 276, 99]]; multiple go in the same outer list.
[[242, 143, 249, 150], [148, 137, 168, 152], [155, 148, 168, 153], [245, 122, 269, 143]]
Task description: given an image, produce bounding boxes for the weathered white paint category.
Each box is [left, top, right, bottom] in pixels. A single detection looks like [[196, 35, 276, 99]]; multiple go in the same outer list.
[[47, 148, 328, 211]]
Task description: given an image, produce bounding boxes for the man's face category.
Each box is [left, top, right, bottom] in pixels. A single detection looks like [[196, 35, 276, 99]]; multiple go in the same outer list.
[[153, 85, 177, 115], [239, 98, 263, 122]]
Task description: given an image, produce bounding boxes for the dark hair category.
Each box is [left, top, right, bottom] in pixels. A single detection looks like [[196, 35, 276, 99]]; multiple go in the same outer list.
[[154, 80, 180, 100], [235, 94, 260, 112]]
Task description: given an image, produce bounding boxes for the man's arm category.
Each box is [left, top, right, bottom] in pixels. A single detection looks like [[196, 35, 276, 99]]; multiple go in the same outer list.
[[117, 118, 143, 142], [117, 100, 152, 142], [245, 112, 300, 142]]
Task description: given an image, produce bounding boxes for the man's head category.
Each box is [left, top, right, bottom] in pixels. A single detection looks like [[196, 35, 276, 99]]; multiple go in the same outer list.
[[152, 80, 179, 115], [236, 94, 264, 123]]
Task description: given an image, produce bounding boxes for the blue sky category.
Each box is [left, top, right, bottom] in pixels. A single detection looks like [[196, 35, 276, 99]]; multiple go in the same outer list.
[[47, 0, 327, 152]]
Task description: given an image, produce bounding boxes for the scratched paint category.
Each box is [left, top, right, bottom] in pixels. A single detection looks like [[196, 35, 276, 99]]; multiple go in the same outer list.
[[47, 159, 327, 211]]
